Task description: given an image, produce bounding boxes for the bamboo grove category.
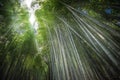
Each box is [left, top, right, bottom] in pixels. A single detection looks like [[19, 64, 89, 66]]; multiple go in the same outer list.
[[0, 0, 120, 80]]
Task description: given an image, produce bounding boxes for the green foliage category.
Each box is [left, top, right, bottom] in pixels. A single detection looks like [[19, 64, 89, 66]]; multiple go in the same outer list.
[[0, 0, 48, 79], [0, 0, 120, 80]]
